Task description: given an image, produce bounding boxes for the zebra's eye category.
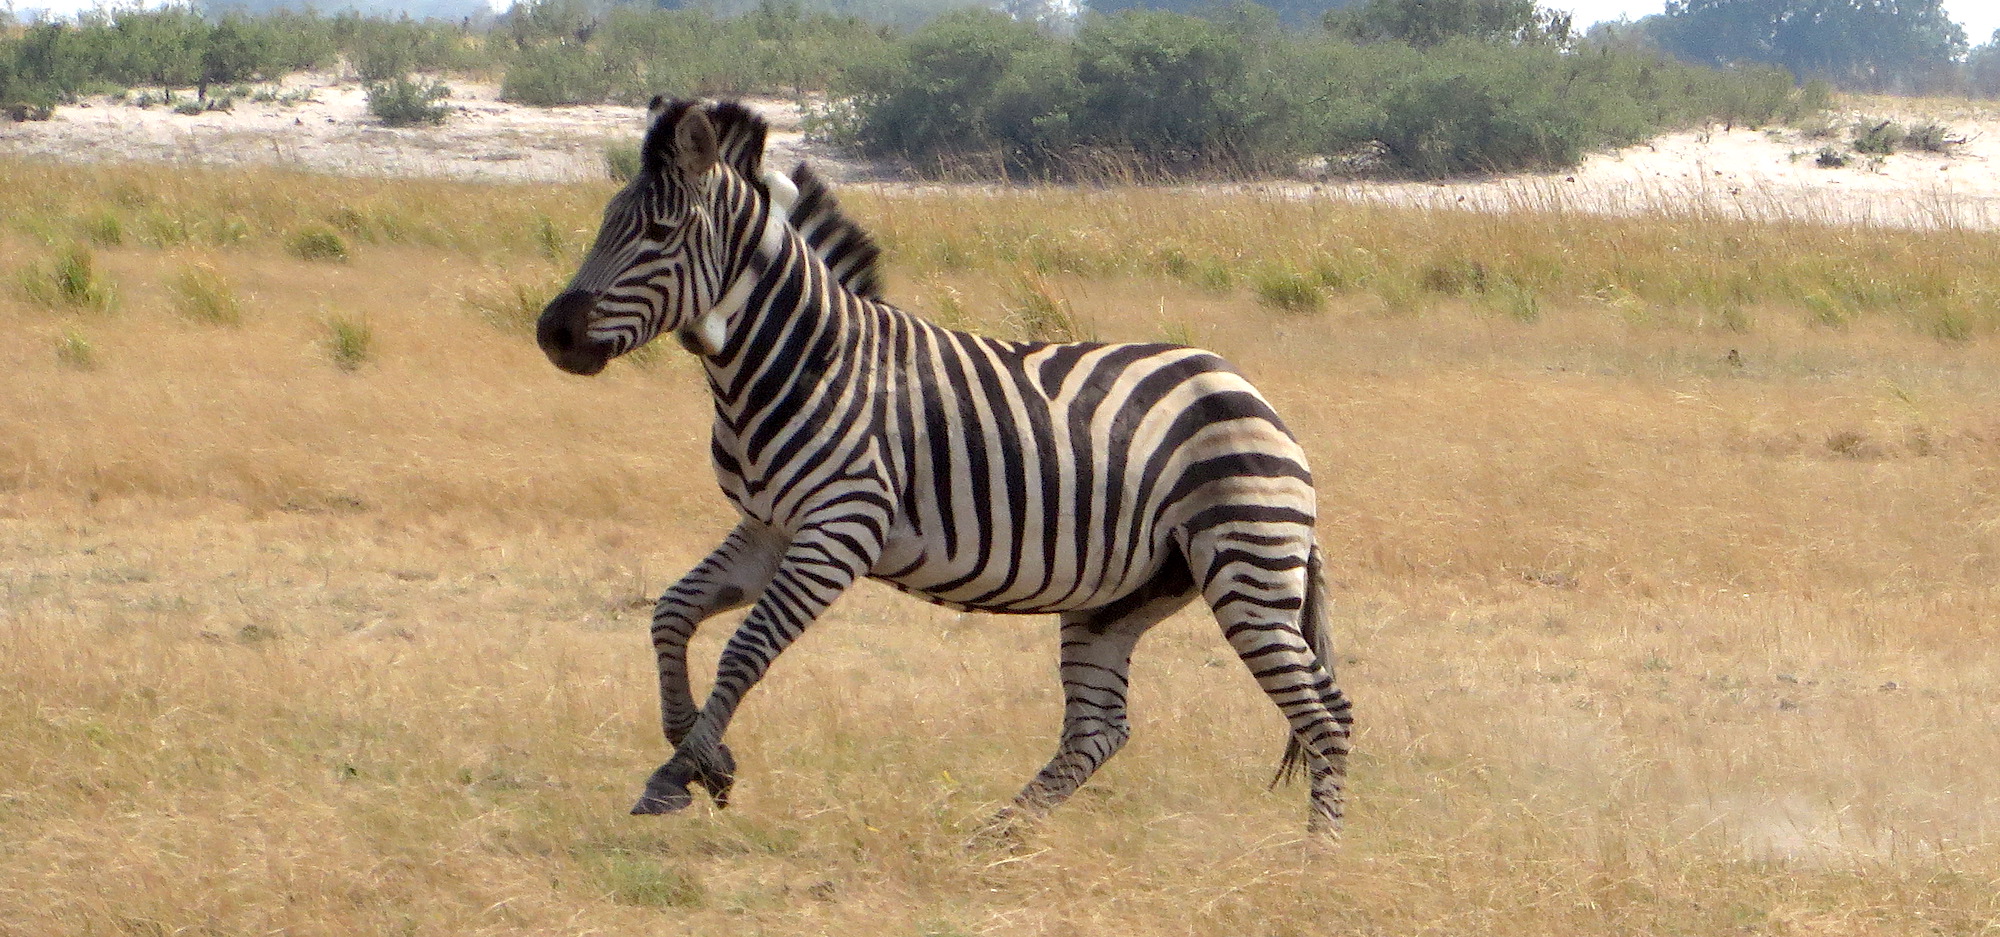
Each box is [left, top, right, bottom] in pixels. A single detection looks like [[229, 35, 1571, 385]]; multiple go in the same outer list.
[[643, 219, 676, 243]]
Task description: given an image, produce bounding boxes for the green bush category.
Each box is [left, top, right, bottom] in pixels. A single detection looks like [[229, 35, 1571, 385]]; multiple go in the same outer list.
[[1072, 11, 1275, 170], [500, 41, 613, 107], [345, 15, 473, 82], [0, 8, 435, 117], [0, 1, 1840, 181], [1334, 0, 1560, 47], [1, 26, 71, 120], [1851, 120, 1903, 156], [833, 9, 1048, 164], [366, 75, 451, 126], [584, 3, 892, 102], [830, 8, 1822, 179], [1367, 45, 1594, 177], [1904, 121, 1951, 152]]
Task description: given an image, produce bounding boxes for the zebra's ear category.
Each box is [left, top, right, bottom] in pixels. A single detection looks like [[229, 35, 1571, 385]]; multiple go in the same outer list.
[[673, 106, 719, 178]]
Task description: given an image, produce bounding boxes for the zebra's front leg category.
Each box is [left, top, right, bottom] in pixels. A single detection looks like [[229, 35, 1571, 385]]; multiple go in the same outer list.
[[633, 521, 879, 815], [650, 522, 787, 760]]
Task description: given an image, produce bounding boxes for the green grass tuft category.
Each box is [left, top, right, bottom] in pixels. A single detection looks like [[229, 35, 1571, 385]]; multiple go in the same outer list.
[[602, 141, 642, 182], [81, 211, 124, 247], [324, 315, 374, 370], [168, 264, 244, 326], [1006, 273, 1085, 342], [53, 329, 97, 370], [22, 246, 116, 312], [1250, 267, 1325, 313], [590, 854, 705, 909], [465, 275, 562, 336], [289, 227, 350, 262]]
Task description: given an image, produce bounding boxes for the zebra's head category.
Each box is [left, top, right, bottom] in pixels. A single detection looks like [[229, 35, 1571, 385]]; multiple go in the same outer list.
[[537, 98, 789, 376]]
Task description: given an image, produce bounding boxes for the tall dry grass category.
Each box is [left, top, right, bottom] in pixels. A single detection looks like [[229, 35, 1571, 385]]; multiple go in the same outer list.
[[3, 157, 1999, 936]]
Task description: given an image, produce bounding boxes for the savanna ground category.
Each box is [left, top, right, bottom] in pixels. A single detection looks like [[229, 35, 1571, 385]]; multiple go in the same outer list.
[[2, 155, 1999, 936]]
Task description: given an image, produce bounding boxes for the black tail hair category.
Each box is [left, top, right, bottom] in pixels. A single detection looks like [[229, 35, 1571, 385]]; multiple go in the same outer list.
[[1272, 544, 1336, 788]]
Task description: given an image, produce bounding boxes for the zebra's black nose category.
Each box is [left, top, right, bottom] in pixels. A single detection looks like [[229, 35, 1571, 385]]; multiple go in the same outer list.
[[537, 290, 612, 376]]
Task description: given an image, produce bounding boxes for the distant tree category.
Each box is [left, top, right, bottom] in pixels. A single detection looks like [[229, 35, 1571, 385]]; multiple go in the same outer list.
[[13, 21, 92, 89], [199, 17, 265, 93], [1073, 9, 1263, 161], [1644, 0, 1966, 93], [83, 6, 209, 88], [505, 0, 596, 48], [835, 8, 1051, 161], [1332, 0, 1571, 47], [1971, 30, 2000, 97]]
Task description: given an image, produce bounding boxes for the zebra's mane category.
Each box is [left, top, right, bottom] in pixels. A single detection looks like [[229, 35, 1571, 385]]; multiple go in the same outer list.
[[786, 162, 885, 301], [643, 97, 885, 302]]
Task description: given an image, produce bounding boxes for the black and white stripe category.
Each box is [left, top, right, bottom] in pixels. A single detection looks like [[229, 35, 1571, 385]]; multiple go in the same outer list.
[[536, 99, 1353, 835]]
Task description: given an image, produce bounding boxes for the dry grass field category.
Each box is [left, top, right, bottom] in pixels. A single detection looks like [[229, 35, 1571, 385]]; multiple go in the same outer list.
[[3, 157, 2000, 936]]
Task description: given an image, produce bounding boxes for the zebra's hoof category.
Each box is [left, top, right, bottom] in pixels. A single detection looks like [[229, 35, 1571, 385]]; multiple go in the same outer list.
[[631, 762, 695, 815], [966, 805, 1037, 853], [630, 789, 693, 815]]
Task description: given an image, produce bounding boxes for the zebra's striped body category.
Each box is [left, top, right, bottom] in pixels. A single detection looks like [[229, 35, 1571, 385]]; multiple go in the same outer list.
[[536, 99, 1352, 834]]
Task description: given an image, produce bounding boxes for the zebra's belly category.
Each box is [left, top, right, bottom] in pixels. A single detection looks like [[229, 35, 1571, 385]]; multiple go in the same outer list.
[[868, 525, 1158, 615]]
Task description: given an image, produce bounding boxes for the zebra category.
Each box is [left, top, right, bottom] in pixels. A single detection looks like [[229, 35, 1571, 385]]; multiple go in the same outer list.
[[534, 98, 1354, 835]]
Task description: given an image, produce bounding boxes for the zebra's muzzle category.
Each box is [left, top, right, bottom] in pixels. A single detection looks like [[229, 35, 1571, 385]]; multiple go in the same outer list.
[[537, 289, 613, 376]]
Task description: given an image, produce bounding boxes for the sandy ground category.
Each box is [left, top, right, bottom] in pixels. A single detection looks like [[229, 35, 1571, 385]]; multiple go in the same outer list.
[[1304, 98, 2000, 230], [0, 73, 816, 185], [6, 73, 2000, 229]]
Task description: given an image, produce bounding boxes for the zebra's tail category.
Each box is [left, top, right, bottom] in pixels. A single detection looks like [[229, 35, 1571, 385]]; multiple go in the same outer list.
[[1272, 542, 1335, 789]]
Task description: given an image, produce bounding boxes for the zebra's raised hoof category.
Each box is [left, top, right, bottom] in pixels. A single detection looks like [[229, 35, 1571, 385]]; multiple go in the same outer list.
[[700, 742, 738, 807]]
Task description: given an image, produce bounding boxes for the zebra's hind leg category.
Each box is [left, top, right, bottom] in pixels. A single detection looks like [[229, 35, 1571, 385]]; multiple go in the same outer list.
[[1195, 535, 1352, 836], [1000, 615, 1142, 827], [996, 566, 1194, 833]]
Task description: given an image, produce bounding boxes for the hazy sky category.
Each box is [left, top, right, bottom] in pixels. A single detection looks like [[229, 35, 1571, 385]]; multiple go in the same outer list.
[[1562, 0, 1999, 43], [10, 0, 2000, 46]]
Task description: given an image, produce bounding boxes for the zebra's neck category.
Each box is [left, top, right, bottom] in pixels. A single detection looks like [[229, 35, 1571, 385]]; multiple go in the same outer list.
[[699, 195, 853, 410], [682, 187, 792, 358]]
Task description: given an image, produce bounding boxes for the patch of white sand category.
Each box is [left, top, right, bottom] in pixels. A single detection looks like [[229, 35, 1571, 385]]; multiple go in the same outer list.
[[0, 73, 816, 185], [1299, 103, 2000, 230]]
